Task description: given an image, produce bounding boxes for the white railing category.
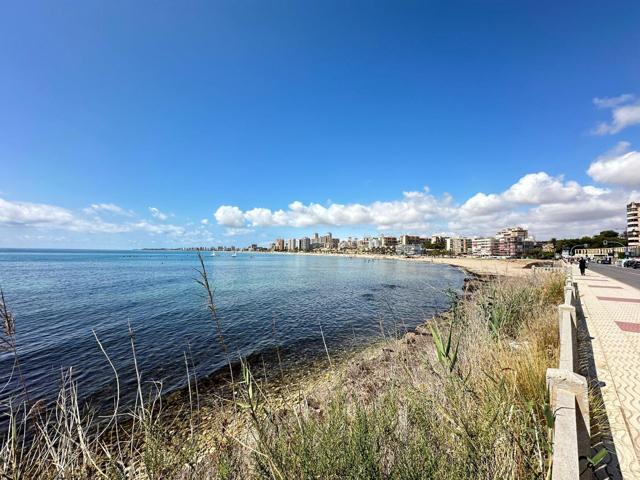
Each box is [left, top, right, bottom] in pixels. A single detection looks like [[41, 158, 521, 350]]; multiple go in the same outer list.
[[546, 271, 591, 479]]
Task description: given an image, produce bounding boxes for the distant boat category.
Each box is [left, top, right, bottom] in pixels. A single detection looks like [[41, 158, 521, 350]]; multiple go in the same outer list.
[[231, 252, 237, 257], [211, 252, 216, 257]]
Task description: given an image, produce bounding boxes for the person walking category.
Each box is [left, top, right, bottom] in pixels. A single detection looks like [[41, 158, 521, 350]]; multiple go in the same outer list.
[[579, 257, 587, 276]]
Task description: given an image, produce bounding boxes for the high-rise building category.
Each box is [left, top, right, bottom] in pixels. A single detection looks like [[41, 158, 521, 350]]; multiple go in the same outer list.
[[495, 227, 530, 257], [274, 238, 285, 251], [628, 202, 640, 249], [319, 232, 333, 248], [287, 238, 297, 251], [299, 237, 311, 252]]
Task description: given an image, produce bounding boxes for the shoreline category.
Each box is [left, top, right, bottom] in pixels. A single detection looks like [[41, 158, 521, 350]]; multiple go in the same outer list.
[[261, 250, 538, 278], [163, 269, 500, 458], [165, 268, 492, 426]]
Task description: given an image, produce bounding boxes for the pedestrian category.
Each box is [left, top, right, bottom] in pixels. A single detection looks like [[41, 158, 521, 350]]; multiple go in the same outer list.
[[579, 257, 587, 276]]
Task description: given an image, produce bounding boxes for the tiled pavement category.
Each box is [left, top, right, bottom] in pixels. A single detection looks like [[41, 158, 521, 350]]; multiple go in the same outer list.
[[574, 265, 640, 479]]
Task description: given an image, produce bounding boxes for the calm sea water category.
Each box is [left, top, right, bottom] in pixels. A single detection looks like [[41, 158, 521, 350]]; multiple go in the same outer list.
[[0, 249, 466, 409]]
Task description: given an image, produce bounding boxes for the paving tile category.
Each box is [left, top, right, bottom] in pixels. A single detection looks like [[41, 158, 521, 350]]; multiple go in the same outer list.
[[596, 296, 640, 303], [616, 322, 640, 333], [573, 265, 640, 478]]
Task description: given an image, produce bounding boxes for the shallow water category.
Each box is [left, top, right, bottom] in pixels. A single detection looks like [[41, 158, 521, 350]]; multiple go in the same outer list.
[[0, 250, 466, 409]]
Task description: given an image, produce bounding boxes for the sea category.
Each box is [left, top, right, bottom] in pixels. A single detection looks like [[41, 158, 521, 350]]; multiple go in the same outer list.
[[0, 249, 466, 410]]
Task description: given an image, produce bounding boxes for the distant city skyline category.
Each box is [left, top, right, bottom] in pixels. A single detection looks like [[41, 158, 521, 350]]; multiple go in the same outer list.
[[1, 2, 640, 249]]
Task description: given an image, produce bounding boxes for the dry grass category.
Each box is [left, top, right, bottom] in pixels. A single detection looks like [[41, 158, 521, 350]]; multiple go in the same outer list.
[[0, 270, 566, 479]]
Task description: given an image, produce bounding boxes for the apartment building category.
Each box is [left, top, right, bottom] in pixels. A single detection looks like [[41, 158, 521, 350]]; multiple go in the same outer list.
[[495, 227, 531, 257], [358, 236, 371, 250], [319, 233, 333, 248], [472, 237, 499, 256], [274, 238, 285, 251], [628, 202, 640, 248], [400, 234, 422, 245], [299, 237, 311, 252], [369, 237, 382, 249], [380, 236, 398, 248], [446, 237, 472, 254]]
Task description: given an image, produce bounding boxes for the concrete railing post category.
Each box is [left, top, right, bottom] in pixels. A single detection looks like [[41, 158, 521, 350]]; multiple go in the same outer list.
[[558, 304, 577, 371], [547, 369, 591, 480], [565, 285, 574, 306]]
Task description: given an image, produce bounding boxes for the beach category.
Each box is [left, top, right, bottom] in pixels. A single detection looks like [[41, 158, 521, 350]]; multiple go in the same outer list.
[[265, 250, 541, 278]]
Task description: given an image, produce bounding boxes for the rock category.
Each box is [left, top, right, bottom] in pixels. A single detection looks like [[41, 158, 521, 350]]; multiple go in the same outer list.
[[414, 325, 432, 336]]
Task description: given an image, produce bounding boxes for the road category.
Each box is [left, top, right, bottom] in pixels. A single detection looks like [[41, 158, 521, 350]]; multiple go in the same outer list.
[[587, 263, 640, 290]]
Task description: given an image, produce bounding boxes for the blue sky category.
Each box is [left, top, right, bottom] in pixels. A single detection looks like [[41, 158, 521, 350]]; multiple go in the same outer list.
[[1, 1, 640, 248]]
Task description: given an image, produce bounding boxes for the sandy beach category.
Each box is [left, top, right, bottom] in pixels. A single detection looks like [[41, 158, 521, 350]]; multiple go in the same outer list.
[[265, 251, 542, 277]]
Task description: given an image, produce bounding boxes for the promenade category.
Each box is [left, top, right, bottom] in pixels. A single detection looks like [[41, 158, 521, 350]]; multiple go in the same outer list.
[[574, 265, 640, 479]]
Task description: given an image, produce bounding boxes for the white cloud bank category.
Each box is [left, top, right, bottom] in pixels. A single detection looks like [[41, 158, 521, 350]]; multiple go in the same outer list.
[[0, 198, 185, 236], [592, 94, 640, 135], [214, 166, 634, 238]]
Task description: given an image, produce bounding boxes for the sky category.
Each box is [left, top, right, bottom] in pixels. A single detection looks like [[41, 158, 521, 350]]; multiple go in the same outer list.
[[1, 1, 640, 249]]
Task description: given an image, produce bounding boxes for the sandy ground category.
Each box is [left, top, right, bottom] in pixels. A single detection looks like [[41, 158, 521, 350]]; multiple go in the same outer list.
[[419, 256, 537, 277], [266, 251, 540, 277]]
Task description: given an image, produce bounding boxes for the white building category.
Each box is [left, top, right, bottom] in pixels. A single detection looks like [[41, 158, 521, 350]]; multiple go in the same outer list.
[[628, 202, 640, 249], [472, 237, 499, 256], [369, 237, 382, 249]]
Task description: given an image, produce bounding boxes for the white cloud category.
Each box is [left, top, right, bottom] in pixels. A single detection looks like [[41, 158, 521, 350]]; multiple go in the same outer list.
[[0, 198, 76, 227], [502, 172, 583, 204], [459, 193, 506, 216], [592, 94, 640, 135], [200, 218, 209, 225], [0, 197, 187, 237], [131, 221, 185, 236], [214, 205, 246, 227], [225, 189, 453, 232], [587, 141, 640, 186], [593, 94, 635, 109], [148, 207, 169, 221], [212, 167, 629, 238], [83, 203, 132, 216]]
